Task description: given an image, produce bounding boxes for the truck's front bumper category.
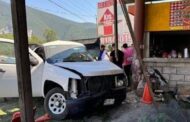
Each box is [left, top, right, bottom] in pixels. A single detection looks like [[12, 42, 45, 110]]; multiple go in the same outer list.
[[66, 91, 105, 115], [66, 86, 126, 116]]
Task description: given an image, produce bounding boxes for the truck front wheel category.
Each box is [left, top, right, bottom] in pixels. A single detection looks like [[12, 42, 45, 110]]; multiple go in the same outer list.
[[44, 88, 68, 120]]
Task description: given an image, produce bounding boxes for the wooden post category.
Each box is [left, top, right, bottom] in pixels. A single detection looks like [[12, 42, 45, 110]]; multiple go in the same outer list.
[[114, 0, 119, 60], [11, 0, 34, 121], [119, 0, 154, 100]]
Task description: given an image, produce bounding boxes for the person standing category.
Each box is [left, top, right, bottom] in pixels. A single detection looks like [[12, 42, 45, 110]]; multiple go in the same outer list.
[[122, 43, 134, 87], [109, 44, 124, 68], [98, 45, 109, 60]]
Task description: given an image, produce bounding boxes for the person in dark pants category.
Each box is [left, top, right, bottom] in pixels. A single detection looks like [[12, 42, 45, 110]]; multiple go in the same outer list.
[[122, 43, 134, 87], [109, 44, 124, 68]]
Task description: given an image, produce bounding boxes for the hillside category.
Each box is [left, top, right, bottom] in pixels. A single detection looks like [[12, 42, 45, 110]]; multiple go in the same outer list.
[[0, 1, 97, 40]]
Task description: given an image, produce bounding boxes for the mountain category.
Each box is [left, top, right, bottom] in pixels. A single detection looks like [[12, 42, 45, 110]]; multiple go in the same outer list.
[[0, 1, 97, 40]]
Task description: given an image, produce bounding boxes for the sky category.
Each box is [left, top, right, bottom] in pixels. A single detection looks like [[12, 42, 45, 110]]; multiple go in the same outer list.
[[26, 0, 100, 23], [2, 0, 100, 23]]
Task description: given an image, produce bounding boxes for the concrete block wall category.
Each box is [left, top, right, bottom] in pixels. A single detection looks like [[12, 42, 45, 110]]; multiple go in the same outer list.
[[144, 58, 190, 88]]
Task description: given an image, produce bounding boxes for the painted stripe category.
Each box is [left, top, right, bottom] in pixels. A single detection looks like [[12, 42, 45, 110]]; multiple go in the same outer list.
[[8, 108, 20, 113], [0, 109, 7, 116]]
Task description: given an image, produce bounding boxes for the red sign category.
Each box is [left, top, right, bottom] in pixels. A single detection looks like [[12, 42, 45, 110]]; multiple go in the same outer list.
[[98, 0, 113, 9], [99, 9, 114, 35], [100, 33, 132, 44], [104, 25, 113, 35], [99, 9, 114, 24]]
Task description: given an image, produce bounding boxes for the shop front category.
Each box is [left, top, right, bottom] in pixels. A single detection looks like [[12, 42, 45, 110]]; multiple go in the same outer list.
[[143, 0, 190, 88]]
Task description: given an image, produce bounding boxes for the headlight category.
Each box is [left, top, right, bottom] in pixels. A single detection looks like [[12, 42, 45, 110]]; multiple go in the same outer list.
[[69, 78, 79, 99], [115, 76, 124, 87], [117, 80, 124, 87]]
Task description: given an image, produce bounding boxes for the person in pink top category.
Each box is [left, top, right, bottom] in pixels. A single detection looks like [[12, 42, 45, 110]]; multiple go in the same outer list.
[[122, 43, 134, 87]]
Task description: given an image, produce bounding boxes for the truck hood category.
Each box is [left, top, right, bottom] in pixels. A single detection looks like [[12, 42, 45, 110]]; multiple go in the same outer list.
[[54, 61, 123, 77]]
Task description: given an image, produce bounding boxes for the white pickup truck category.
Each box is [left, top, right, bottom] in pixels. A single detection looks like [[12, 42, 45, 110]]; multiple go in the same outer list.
[[0, 38, 127, 120]]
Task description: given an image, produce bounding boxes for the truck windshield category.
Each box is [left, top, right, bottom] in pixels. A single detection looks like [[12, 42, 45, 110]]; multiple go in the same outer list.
[[46, 46, 93, 63]]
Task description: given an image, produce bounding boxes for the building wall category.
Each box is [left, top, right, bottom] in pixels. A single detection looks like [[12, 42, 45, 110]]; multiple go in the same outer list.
[[144, 58, 190, 88]]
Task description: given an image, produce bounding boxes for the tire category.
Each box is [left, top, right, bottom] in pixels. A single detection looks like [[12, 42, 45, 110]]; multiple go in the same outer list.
[[44, 87, 68, 120]]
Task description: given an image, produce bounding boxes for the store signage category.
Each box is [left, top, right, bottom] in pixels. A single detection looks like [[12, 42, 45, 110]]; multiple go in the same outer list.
[[170, 0, 190, 30], [100, 9, 114, 24], [98, 0, 113, 9], [97, 0, 134, 47], [100, 9, 114, 35], [100, 33, 132, 45]]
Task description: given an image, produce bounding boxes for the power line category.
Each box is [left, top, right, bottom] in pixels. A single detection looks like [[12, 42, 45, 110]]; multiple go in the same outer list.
[[48, 0, 87, 22], [82, 0, 96, 10], [28, 4, 68, 15], [58, 0, 95, 18], [81, 0, 96, 14], [32, 4, 95, 18]]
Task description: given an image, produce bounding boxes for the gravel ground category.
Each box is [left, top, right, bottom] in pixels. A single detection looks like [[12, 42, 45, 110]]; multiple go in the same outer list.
[[1, 91, 190, 122]]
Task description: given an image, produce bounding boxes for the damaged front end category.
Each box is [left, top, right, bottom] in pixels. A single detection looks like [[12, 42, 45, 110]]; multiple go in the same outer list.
[[67, 74, 127, 115]]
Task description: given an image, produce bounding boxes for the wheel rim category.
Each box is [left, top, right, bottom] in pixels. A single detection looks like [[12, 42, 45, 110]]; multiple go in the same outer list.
[[48, 93, 66, 115]]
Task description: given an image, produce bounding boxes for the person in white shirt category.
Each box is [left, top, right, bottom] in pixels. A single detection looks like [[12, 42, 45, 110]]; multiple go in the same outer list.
[[98, 45, 109, 60]]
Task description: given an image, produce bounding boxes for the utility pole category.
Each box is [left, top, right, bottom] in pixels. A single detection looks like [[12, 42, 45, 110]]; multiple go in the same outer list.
[[119, 0, 154, 101], [11, 0, 34, 121], [113, 0, 119, 60], [134, 0, 145, 58]]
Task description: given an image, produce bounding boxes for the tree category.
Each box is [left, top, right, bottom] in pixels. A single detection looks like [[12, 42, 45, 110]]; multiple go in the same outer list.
[[0, 34, 13, 39], [29, 35, 44, 44], [0, 34, 44, 44], [43, 28, 57, 42]]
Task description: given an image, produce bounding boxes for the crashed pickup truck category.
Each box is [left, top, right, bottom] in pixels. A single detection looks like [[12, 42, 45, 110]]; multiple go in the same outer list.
[[0, 38, 127, 120]]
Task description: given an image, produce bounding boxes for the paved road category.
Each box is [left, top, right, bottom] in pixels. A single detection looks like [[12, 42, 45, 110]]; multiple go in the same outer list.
[[1, 91, 190, 122]]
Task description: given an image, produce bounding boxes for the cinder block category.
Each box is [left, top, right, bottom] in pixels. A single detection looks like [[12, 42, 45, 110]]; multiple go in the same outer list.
[[163, 67, 176, 74], [145, 63, 154, 67], [162, 74, 169, 81], [177, 81, 190, 85], [185, 75, 190, 82], [177, 68, 190, 75], [156, 63, 166, 67], [170, 74, 184, 81], [172, 63, 186, 67], [154, 67, 162, 73], [168, 81, 177, 87]]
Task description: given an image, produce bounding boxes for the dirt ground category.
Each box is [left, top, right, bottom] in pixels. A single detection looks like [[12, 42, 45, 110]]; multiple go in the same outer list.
[[1, 91, 190, 122]]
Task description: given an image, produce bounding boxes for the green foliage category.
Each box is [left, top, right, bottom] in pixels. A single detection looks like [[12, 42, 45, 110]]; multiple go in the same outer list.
[[0, 34, 44, 44], [0, 34, 13, 39], [43, 28, 57, 42], [0, 42, 14, 56], [29, 35, 44, 44]]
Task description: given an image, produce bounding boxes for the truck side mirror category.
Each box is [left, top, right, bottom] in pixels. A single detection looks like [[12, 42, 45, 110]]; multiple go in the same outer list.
[[30, 54, 38, 66]]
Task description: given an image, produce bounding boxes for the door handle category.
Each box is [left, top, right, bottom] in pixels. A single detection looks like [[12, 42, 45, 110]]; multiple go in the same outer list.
[[0, 68, 5, 73]]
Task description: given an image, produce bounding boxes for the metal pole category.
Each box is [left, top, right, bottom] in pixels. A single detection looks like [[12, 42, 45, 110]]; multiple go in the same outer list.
[[11, 0, 34, 121], [134, 0, 145, 58], [114, 0, 119, 60], [119, 0, 154, 101]]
